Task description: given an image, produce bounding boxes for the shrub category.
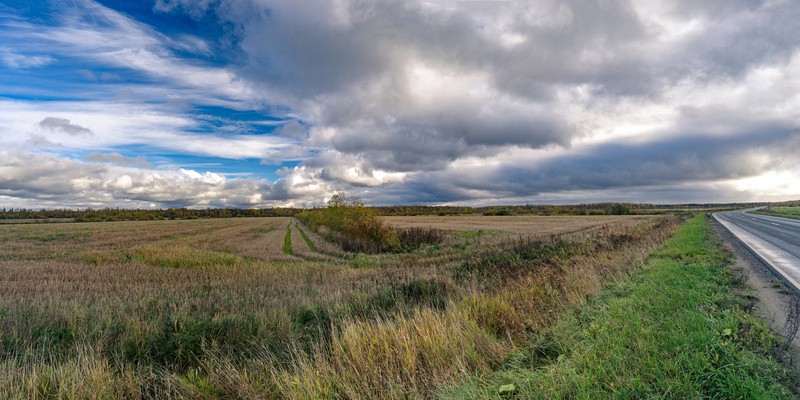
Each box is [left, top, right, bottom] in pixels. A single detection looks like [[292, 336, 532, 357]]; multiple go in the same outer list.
[[297, 194, 396, 253], [609, 203, 631, 215]]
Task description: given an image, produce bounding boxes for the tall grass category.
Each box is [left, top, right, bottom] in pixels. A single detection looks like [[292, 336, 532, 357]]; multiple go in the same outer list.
[[272, 308, 508, 399]]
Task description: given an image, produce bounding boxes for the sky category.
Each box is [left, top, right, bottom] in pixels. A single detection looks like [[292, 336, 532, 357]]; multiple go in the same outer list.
[[1, 0, 799, 209]]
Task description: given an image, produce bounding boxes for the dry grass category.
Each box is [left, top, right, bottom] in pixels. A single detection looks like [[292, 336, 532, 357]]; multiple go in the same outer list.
[[0, 215, 676, 398], [272, 308, 509, 399]]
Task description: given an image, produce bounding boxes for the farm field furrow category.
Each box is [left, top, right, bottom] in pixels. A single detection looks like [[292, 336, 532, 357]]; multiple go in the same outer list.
[[289, 221, 336, 262]]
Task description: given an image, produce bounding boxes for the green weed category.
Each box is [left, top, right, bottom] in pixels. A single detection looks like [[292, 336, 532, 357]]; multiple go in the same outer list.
[[295, 222, 317, 252], [283, 223, 292, 255]]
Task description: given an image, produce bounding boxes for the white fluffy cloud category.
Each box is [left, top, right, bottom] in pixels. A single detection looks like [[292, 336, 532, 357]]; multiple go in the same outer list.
[[0, 150, 321, 208]]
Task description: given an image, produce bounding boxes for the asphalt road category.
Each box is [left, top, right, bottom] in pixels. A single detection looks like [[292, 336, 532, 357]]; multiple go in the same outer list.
[[714, 210, 800, 291]]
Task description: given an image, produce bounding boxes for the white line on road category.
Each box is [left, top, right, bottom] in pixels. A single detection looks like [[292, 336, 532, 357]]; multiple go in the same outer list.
[[714, 211, 800, 294]]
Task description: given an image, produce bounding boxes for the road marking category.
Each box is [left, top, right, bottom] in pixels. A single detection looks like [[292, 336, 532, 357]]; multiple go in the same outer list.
[[714, 212, 800, 294]]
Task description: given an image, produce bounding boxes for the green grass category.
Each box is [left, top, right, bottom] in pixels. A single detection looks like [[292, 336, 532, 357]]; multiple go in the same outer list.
[[441, 214, 797, 399], [295, 222, 317, 252], [347, 254, 379, 268], [283, 222, 292, 255], [755, 206, 800, 220]]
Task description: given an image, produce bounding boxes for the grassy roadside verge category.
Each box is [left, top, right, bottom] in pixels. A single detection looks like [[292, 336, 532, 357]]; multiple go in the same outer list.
[[441, 214, 798, 398], [754, 206, 800, 220]]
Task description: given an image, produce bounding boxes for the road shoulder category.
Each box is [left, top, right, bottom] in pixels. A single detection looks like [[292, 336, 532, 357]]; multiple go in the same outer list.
[[713, 217, 800, 371]]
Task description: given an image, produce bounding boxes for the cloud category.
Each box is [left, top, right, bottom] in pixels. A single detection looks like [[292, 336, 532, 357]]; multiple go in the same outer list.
[[78, 69, 123, 82], [395, 117, 800, 204], [0, 48, 54, 68], [0, 150, 330, 208], [4, 0, 262, 106], [0, 99, 294, 160], [183, 0, 800, 179], [3, 0, 800, 208], [84, 152, 152, 168], [38, 117, 93, 136]]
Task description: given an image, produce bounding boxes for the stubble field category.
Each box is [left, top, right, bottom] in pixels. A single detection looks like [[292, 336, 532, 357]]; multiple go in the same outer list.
[[0, 214, 674, 398], [384, 214, 657, 236]]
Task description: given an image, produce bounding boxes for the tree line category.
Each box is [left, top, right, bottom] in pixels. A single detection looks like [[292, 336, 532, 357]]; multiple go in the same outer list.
[[0, 207, 299, 222], [0, 200, 778, 223]]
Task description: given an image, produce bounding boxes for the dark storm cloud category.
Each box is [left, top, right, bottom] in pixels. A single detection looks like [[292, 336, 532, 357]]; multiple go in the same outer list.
[[68, 0, 800, 205], [318, 98, 572, 172], [488, 0, 654, 98], [512, 130, 796, 191], [236, 2, 485, 98], [404, 120, 800, 203], [670, 1, 800, 81], [173, 0, 585, 163]]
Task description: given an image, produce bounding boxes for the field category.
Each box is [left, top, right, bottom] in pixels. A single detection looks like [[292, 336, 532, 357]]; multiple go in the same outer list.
[[384, 214, 656, 236], [0, 213, 791, 398], [0, 219, 75, 224]]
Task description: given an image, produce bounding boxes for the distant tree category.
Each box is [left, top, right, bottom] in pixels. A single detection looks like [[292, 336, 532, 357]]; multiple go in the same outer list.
[[609, 203, 631, 215], [328, 193, 364, 208]]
